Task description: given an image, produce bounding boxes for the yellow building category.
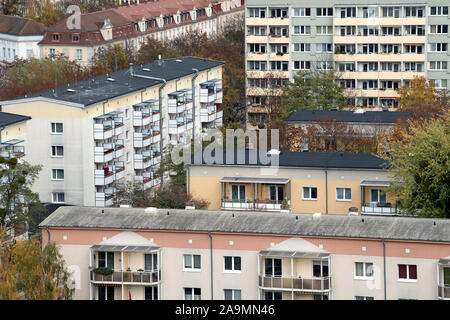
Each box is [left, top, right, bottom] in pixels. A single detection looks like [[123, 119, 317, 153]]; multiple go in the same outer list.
[[0, 111, 30, 161], [187, 150, 396, 215]]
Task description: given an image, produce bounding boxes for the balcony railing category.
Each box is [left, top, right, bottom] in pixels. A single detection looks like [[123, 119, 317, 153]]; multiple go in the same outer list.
[[438, 285, 450, 300], [90, 270, 160, 284], [259, 275, 331, 292], [0, 145, 25, 159], [222, 199, 288, 211], [95, 192, 115, 207], [361, 202, 397, 215]]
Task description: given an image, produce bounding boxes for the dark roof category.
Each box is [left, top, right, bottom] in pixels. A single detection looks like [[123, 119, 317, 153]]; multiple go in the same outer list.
[[0, 15, 46, 35], [6, 57, 224, 106], [286, 110, 413, 124], [189, 150, 386, 170], [39, 207, 450, 243], [0, 111, 31, 127]]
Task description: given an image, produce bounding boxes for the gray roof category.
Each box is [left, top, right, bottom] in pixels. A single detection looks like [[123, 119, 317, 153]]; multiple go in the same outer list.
[[4, 57, 224, 107], [0, 111, 31, 128], [39, 207, 450, 243], [286, 110, 413, 124]]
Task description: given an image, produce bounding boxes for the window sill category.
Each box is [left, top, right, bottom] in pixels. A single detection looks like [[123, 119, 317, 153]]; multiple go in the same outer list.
[[336, 199, 352, 202], [354, 277, 374, 281], [302, 198, 318, 201], [397, 279, 417, 283], [183, 268, 201, 272], [50, 133, 63, 135], [223, 270, 242, 274]]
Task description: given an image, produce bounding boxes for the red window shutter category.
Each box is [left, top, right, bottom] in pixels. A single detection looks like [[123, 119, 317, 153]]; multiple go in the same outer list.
[[398, 264, 407, 279], [409, 265, 417, 279]]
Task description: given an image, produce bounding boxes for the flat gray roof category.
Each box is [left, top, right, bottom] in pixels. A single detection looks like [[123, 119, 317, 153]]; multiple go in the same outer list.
[[39, 207, 450, 243]]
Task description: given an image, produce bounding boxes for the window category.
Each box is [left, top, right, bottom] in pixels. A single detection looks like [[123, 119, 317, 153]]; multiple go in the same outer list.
[[72, 34, 79, 42], [269, 27, 288, 36], [316, 8, 333, 17], [51, 146, 64, 157], [76, 49, 83, 61], [430, 25, 448, 34], [248, 61, 267, 71], [145, 253, 158, 271], [404, 25, 425, 36], [51, 122, 63, 133], [224, 256, 241, 272], [231, 185, 246, 201], [361, 7, 378, 18], [264, 291, 282, 300], [382, 7, 401, 18], [293, 61, 311, 70], [184, 254, 201, 270], [52, 33, 60, 41], [145, 286, 158, 300], [293, 8, 310, 17], [405, 44, 423, 54], [293, 43, 311, 52], [269, 185, 284, 202], [248, 8, 266, 18], [185, 288, 201, 300], [316, 43, 333, 53], [429, 43, 447, 52], [270, 44, 288, 54], [265, 258, 282, 277], [405, 7, 424, 17], [314, 295, 329, 300], [431, 79, 448, 89], [51, 169, 64, 180], [430, 6, 448, 16], [356, 296, 374, 300], [361, 80, 378, 90], [339, 7, 356, 18], [270, 8, 288, 18], [224, 289, 241, 300], [293, 25, 311, 35], [249, 43, 266, 53], [51, 192, 65, 203], [429, 61, 448, 71], [370, 189, 387, 203], [270, 61, 288, 71], [355, 262, 374, 279], [313, 260, 329, 277], [303, 187, 318, 200], [316, 25, 333, 35], [316, 61, 333, 70], [361, 26, 379, 36], [98, 286, 114, 300], [248, 26, 266, 36], [398, 264, 417, 281], [98, 251, 114, 268], [340, 26, 356, 36], [336, 188, 352, 201]]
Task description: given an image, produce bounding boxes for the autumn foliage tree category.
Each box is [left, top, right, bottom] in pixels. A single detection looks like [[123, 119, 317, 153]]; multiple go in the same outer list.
[[0, 230, 75, 300]]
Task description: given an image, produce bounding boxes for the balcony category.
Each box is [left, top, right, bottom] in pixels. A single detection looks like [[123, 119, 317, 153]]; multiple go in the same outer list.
[[134, 130, 160, 148], [360, 181, 397, 216], [115, 162, 125, 181], [94, 144, 114, 163], [135, 171, 156, 190], [438, 258, 450, 300], [200, 79, 223, 104], [114, 119, 124, 136], [94, 112, 123, 140], [0, 140, 25, 160], [259, 275, 331, 293], [222, 199, 286, 211], [114, 140, 125, 158], [93, 122, 113, 140], [90, 270, 160, 285], [438, 285, 450, 300], [95, 192, 115, 207], [133, 99, 159, 127], [168, 117, 192, 135], [361, 202, 397, 215], [168, 89, 193, 114]]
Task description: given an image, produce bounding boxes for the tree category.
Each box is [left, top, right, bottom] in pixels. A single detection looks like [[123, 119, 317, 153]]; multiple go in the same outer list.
[[378, 110, 450, 218], [0, 230, 75, 300], [91, 43, 133, 74], [282, 70, 347, 115], [0, 157, 43, 233]]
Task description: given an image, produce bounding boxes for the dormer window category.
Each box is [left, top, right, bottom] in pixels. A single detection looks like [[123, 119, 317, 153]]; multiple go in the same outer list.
[[72, 34, 79, 42], [52, 33, 60, 41]]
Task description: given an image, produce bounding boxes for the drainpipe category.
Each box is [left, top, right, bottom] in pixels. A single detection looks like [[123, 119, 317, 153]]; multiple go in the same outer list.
[[191, 68, 199, 143], [208, 231, 213, 300], [0, 126, 4, 143], [46, 226, 51, 243], [186, 166, 190, 194], [325, 169, 328, 214], [382, 237, 387, 300]]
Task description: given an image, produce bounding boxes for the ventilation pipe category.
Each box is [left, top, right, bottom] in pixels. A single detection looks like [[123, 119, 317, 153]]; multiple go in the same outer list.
[[191, 68, 199, 142]]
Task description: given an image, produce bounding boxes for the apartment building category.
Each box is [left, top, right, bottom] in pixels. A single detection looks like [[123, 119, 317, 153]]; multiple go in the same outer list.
[[245, 1, 450, 121], [0, 111, 30, 160], [187, 150, 398, 216], [39, 206, 450, 300], [0, 15, 46, 62], [0, 57, 224, 207], [40, 0, 243, 65]]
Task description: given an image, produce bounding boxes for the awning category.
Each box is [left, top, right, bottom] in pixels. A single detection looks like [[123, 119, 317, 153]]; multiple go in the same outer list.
[[360, 180, 390, 187], [220, 177, 290, 184], [259, 250, 330, 259], [1, 139, 24, 146], [92, 283, 121, 287], [439, 257, 450, 266], [90, 245, 159, 253], [404, 43, 424, 46]]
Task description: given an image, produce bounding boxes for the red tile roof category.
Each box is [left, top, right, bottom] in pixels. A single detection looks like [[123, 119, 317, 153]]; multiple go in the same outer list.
[[0, 15, 46, 36]]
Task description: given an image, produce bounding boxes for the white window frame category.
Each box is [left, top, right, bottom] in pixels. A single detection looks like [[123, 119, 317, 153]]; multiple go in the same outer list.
[[398, 264, 418, 282], [302, 187, 318, 201], [51, 169, 64, 181], [51, 192, 65, 204], [51, 122, 63, 134], [224, 289, 242, 300], [183, 254, 201, 272], [184, 287, 201, 300], [429, 6, 448, 16], [355, 296, 374, 300], [224, 256, 241, 273], [336, 187, 352, 201], [354, 262, 374, 280], [51, 145, 64, 158]]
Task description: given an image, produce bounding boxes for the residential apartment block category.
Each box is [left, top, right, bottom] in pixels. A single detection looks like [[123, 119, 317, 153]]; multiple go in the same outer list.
[[0, 111, 30, 161], [39, 206, 450, 300], [0, 57, 224, 207], [245, 0, 450, 121], [40, 0, 243, 65], [0, 15, 46, 62], [187, 150, 398, 216]]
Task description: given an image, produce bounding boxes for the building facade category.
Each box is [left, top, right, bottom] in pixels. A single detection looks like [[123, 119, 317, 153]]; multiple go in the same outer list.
[[187, 151, 397, 216], [245, 1, 450, 120], [40, 0, 244, 65], [39, 206, 450, 300], [0, 57, 224, 207], [0, 15, 46, 62]]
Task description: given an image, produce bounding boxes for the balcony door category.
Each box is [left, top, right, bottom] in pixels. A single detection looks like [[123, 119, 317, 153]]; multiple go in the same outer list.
[[269, 185, 284, 203], [231, 185, 245, 201], [313, 260, 329, 277], [370, 189, 386, 203], [145, 286, 158, 300], [145, 253, 158, 272], [98, 251, 114, 269], [445, 268, 450, 285], [98, 286, 114, 300], [265, 258, 282, 277]]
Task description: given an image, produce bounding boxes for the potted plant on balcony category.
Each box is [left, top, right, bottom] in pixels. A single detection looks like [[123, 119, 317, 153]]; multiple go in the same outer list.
[[92, 267, 114, 276], [280, 200, 290, 213]]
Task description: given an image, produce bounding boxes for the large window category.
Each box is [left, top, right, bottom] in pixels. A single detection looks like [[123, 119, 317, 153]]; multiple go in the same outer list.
[[98, 251, 114, 269], [313, 260, 329, 277], [293, 43, 311, 52], [264, 291, 282, 300], [355, 262, 373, 279], [429, 43, 447, 52], [303, 187, 318, 200], [224, 289, 241, 300], [429, 61, 448, 71], [184, 288, 201, 300], [430, 6, 448, 16], [248, 8, 266, 18], [316, 8, 333, 17], [336, 188, 352, 201], [293, 60, 311, 70], [98, 286, 114, 300], [370, 189, 387, 203], [398, 264, 417, 281], [145, 286, 158, 300], [269, 185, 284, 202], [430, 25, 448, 34], [293, 8, 310, 17], [293, 25, 311, 35], [339, 7, 356, 18], [382, 7, 401, 18], [184, 254, 201, 270], [224, 256, 241, 272], [231, 185, 245, 201], [145, 253, 158, 271], [265, 258, 282, 277]]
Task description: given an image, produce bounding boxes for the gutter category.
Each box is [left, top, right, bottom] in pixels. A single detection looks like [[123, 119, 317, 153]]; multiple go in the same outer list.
[[382, 238, 386, 300], [208, 231, 213, 299]]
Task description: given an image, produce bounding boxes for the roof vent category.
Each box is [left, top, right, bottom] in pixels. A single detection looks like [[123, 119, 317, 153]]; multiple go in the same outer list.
[[107, 78, 116, 82], [267, 149, 280, 155], [176, 59, 183, 63], [66, 88, 76, 93], [144, 207, 157, 212], [120, 204, 130, 208], [354, 108, 366, 114], [185, 206, 196, 210], [313, 212, 321, 220], [143, 68, 151, 72]]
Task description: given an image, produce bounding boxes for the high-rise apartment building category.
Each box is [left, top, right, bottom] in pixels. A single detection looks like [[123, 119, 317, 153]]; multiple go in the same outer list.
[[245, 1, 450, 122], [0, 57, 224, 207]]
